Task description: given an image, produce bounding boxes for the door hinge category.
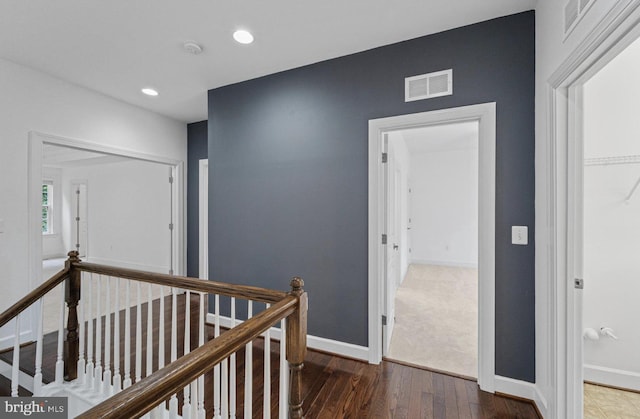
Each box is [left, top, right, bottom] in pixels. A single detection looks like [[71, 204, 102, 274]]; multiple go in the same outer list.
[[574, 278, 584, 289], [382, 152, 388, 163], [169, 223, 174, 231], [382, 234, 387, 245], [382, 315, 387, 326], [169, 176, 174, 184]]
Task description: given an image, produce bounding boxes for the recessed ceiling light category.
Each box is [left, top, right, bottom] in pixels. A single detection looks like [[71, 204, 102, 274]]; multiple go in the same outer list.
[[233, 29, 254, 44], [141, 88, 159, 96]]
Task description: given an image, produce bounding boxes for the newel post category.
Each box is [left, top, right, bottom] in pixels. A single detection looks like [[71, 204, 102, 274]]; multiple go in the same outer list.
[[64, 250, 81, 381], [287, 277, 307, 419]]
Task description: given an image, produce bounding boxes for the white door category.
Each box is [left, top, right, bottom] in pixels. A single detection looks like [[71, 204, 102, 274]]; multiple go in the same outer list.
[[71, 181, 88, 258], [383, 151, 401, 355]]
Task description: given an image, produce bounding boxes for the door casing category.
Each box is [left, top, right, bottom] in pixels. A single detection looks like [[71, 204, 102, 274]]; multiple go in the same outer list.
[[368, 102, 496, 392]]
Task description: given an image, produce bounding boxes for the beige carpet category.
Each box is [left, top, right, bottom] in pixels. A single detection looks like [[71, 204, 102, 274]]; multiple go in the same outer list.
[[387, 263, 478, 378]]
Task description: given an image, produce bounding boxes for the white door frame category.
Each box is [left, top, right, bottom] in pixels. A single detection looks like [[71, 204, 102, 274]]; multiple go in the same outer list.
[[28, 131, 185, 341], [368, 102, 496, 392], [199, 159, 209, 279], [546, 2, 640, 418]]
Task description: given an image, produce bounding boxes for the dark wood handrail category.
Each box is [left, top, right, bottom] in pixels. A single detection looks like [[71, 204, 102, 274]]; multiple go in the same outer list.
[[0, 267, 69, 329], [77, 294, 299, 419], [0, 251, 308, 417], [73, 261, 288, 303]]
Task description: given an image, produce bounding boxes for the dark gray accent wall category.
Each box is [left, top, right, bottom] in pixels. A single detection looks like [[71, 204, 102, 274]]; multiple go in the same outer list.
[[187, 120, 208, 278], [206, 11, 535, 382]]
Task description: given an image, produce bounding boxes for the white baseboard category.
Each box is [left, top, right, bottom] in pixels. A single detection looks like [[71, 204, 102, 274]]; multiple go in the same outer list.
[[410, 259, 478, 269], [85, 257, 169, 274], [495, 375, 547, 418], [206, 313, 369, 362], [584, 364, 640, 392]]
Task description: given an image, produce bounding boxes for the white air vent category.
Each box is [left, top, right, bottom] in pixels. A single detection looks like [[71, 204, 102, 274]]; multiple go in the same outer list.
[[564, 0, 579, 33], [405, 69, 453, 102]]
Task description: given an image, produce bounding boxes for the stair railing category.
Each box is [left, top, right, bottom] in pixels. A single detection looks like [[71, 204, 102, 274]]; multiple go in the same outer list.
[[0, 251, 307, 418]]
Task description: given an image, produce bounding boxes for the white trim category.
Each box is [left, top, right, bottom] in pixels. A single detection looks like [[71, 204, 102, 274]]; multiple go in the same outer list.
[[199, 159, 209, 279], [495, 376, 548, 418], [368, 103, 496, 392], [206, 313, 370, 361], [584, 365, 640, 392], [409, 259, 478, 269], [546, 2, 640, 418]]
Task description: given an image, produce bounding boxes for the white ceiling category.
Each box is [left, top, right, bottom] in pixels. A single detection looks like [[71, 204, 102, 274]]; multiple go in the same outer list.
[[0, 0, 536, 124], [399, 121, 479, 154]]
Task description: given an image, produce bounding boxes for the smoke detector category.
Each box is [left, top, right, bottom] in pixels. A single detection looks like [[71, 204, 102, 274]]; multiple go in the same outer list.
[[183, 41, 203, 55]]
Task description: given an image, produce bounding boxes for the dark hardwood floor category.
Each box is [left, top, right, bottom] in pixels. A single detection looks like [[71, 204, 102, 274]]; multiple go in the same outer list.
[[0, 293, 540, 418]]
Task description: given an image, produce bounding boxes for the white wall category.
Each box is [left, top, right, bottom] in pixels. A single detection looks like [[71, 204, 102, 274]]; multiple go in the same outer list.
[[408, 147, 478, 267], [535, 0, 633, 413], [61, 159, 172, 273], [0, 58, 186, 326], [581, 36, 640, 390], [582, 164, 640, 389]]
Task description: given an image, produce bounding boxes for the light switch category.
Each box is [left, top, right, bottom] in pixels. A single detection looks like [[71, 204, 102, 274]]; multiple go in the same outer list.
[[512, 226, 528, 245]]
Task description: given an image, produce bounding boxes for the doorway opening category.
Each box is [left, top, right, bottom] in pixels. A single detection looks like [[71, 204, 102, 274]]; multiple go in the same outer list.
[[384, 122, 479, 379], [28, 131, 184, 342], [548, 3, 640, 418], [580, 32, 640, 418], [368, 103, 496, 392]]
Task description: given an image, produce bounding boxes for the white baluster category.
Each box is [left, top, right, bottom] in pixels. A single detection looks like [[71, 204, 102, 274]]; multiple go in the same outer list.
[[113, 278, 122, 393], [263, 303, 271, 419], [123, 280, 132, 388], [95, 275, 103, 392], [221, 302, 228, 418], [135, 282, 142, 384], [33, 298, 44, 395], [11, 316, 20, 396], [230, 297, 237, 419], [55, 287, 65, 384], [150, 286, 165, 419], [169, 288, 178, 416], [183, 290, 191, 419], [189, 380, 198, 419], [197, 292, 206, 419], [158, 286, 165, 370], [76, 273, 85, 386], [221, 356, 229, 418], [103, 275, 112, 396], [86, 275, 94, 388], [170, 394, 179, 419], [146, 283, 154, 378], [214, 294, 221, 419], [244, 301, 253, 418], [279, 318, 288, 419], [152, 286, 165, 419]]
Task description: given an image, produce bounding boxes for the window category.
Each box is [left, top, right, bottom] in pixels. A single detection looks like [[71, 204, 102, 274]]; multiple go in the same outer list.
[[42, 181, 53, 234]]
